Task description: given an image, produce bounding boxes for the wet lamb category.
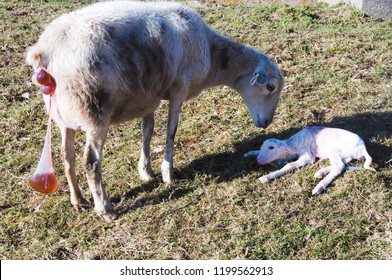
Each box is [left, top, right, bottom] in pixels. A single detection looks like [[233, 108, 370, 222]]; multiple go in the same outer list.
[[244, 126, 375, 195]]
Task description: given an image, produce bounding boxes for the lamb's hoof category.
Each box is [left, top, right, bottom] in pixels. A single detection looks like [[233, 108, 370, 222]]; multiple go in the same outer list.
[[314, 171, 324, 179], [243, 151, 258, 158], [99, 209, 119, 223], [258, 176, 270, 183], [312, 185, 325, 195]]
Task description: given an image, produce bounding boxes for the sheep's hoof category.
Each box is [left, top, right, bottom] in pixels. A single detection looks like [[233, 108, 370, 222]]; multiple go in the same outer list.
[[98, 209, 119, 223], [312, 185, 325, 195], [139, 169, 154, 181], [161, 161, 173, 184], [258, 176, 270, 183], [162, 173, 174, 185], [71, 197, 90, 211], [138, 163, 154, 181]]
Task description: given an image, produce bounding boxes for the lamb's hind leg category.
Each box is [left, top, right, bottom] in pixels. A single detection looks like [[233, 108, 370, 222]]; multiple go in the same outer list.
[[138, 113, 154, 181], [362, 149, 375, 171], [312, 155, 345, 195], [60, 125, 87, 210]]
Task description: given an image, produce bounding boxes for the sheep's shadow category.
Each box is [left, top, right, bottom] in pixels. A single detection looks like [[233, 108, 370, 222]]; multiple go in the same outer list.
[[116, 111, 391, 215]]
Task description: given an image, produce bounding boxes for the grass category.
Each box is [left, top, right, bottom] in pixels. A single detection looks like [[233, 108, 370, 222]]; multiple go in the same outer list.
[[0, 0, 391, 260]]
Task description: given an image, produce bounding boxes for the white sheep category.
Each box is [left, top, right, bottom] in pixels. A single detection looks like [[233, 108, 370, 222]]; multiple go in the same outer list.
[[244, 126, 375, 195], [26, 1, 284, 221]]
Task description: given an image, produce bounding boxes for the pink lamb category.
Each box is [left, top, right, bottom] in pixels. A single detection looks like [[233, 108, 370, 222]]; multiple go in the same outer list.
[[244, 126, 375, 195]]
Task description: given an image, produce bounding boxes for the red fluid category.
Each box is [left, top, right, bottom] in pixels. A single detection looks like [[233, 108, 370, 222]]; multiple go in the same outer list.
[[29, 172, 58, 194]]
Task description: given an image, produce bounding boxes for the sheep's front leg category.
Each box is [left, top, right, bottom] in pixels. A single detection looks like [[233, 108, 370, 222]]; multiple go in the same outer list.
[[312, 155, 345, 195], [84, 128, 118, 222], [138, 113, 154, 181], [161, 99, 183, 184], [60, 126, 86, 210], [259, 153, 313, 183]]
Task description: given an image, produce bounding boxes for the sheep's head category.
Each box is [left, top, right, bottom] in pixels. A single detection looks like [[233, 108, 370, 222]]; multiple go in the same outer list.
[[257, 138, 297, 165], [237, 56, 284, 129]]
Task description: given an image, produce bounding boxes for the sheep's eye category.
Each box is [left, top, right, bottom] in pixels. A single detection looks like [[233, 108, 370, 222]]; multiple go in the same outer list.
[[269, 146, 275, 150], [266, 83, 276, 92]]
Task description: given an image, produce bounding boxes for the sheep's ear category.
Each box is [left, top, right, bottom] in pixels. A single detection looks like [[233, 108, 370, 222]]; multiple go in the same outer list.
[[283, 144, 297, 155], [250, 72, 267, 86]]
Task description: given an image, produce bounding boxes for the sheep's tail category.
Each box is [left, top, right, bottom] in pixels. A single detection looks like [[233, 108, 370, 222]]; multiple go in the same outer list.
[[25, 47, 42, 70]]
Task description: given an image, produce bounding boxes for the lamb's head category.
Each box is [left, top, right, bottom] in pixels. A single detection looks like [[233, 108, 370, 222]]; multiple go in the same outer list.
[[237, 57, 284, 129], [257, 138, 296, 165]]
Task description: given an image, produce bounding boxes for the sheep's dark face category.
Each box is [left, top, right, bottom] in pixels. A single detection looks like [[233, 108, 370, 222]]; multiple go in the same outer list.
[[240, 58, 284, 129], [257, 139, 286, 165]]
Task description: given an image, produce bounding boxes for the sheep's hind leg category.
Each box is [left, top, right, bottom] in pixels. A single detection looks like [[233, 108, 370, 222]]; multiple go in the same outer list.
[[60, 125, 88, 210], [84, 127, 118, 222], [138, 113, 155, 181], [312, 155, 345, 195]]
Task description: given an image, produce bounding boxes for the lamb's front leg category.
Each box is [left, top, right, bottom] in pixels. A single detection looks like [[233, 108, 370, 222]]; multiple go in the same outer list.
[[161, 99, 183, 184], [314, 166, 332, 179], [244, 150, 260, 158], [259, 153, 313, 183], [138, 113, 154, 181], [312, 155, 345, 195]]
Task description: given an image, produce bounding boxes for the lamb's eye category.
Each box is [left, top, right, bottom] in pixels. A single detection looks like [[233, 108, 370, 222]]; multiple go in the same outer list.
[[269, 146, 275, 150]]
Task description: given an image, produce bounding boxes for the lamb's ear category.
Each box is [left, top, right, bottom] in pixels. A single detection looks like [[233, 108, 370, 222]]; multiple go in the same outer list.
[[283, 143, 297, 155]]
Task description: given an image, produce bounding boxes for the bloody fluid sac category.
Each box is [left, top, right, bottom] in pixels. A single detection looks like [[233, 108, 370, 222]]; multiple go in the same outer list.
[[28, 172, 58, 194]]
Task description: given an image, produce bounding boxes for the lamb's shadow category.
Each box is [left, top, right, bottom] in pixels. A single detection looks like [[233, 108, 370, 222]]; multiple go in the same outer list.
[[117, 111, 391, 215]]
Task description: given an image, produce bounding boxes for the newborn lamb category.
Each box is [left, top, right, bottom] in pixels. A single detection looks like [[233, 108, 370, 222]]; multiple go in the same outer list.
[[244, 126, 375, 195]]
